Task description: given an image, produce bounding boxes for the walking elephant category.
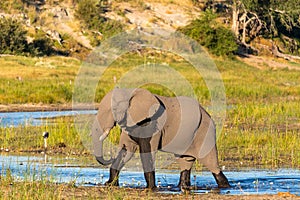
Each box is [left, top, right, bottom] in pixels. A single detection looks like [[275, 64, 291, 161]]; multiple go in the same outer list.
[[91, 88, 230, 190]]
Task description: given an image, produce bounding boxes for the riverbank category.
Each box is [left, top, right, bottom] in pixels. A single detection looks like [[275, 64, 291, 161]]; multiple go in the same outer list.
[[0, 182, 298, 199], [0, 104, 72, 112], [0, 103, 100, 112]]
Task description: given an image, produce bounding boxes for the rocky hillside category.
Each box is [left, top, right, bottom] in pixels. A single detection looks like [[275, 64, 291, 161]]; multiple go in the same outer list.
[[0, 0, 200, 58]]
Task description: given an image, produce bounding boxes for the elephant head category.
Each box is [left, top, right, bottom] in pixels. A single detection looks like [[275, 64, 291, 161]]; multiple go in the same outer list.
[[91, 88, 166, 165]]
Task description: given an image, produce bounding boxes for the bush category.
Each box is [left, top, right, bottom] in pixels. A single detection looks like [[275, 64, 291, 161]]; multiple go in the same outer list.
[[28, 38, 55, 56], [178, 10, 238, 57], [99, 19, 124, 38], [0, 18, 28, 55], [75, 0, 107, 30], [0, 17, 62, 56], [75, 0, 124, 45]]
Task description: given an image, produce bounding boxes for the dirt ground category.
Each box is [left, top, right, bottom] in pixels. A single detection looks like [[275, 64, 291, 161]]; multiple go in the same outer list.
[[52, 186, 300, 200], [1, 180, 299, 199], [237, 54, 300, 71]]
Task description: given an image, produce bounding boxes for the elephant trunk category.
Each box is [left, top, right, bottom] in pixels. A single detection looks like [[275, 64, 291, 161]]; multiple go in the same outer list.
[[92, 127, 114, 166], [96, 156, 114, 166]]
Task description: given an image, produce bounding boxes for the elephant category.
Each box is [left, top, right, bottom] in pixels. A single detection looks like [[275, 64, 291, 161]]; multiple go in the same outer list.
[[91, 88, 230, 190]]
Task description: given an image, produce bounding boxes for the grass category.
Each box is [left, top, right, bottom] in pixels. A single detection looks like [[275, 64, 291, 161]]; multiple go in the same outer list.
[[0, 56, 79, 104], [0, 117, 88, 155], [0, 168, 297, 199], [0, 53, 300, 170], [0, 170, 224, 200]]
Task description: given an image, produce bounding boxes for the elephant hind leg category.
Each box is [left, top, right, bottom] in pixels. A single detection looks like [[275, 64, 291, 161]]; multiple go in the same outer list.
[[197, 147, 230, 188], [176, 155, 195, 191], [213, 171, 230, 188]]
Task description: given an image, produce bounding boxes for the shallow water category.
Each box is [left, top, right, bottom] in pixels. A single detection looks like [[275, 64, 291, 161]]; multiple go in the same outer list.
[[0, 154, 299, 196], [0, 110, 97, 127]]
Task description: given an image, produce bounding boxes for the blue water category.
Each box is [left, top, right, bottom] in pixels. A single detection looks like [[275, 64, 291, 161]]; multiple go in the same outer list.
[[0, 110, 97, 127], [0, 154, 299, 196]]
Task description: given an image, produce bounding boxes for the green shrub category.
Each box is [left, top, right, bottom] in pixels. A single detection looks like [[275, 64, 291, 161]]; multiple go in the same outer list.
[[0, 17, 60, 56], [75, 0, 107, 30], [28, 37, 55, 56], [75, 0, 124, 46], [99, 19, 124, 38], [178, 10, 238, 57], [0, 18, 28, 55]]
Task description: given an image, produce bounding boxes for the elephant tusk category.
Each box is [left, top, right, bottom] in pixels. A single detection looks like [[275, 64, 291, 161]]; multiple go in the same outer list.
[[99, 129, 110, 141]]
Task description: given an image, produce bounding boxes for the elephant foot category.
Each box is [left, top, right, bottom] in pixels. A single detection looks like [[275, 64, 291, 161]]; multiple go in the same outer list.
[[178, 169, 191, 192], [212, 171, 230, 188], [144, 171, 156, 190], [105, 168, 120, 186]]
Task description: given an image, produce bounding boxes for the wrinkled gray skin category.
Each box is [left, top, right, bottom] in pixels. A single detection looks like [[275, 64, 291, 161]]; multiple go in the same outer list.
[[91, 88, 230, 190]]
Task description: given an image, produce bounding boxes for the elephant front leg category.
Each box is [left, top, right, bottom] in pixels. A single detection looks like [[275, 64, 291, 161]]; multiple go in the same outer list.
[[138, 138, 157, 190], [106, 168, 120, 186], [105, 131, 138, 186], [143, 171, 156, 190], [105, 145, 126, 186]]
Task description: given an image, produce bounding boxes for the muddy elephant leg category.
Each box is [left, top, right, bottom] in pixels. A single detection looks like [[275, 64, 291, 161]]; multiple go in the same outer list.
[[106, 132, 137, 186], [106, 167, 120, 186], [198, 146, 230, 188], [138, 137, 157, 189], [176, 155, 195, 191], [105, 146, 125, 186], [212, 171, 230, 188]]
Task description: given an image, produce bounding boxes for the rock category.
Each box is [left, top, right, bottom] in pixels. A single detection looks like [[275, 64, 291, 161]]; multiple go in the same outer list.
[[46, 29, 62, 44], [51, 7, 70, 20]]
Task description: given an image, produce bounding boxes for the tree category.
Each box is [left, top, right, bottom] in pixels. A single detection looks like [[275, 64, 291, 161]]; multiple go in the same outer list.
[[0, 18, 28, 55], [231, 0, 265, 44], [229, 0, 300, 55]]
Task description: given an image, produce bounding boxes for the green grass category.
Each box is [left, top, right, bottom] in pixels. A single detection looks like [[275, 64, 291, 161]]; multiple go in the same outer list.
[[0, 54, 300, 169], [0, 117, 87, 154], [0, 169, 198, 200], [0, 56, 79, 104]]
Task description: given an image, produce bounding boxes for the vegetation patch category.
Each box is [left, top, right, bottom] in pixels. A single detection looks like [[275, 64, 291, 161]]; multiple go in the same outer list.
[[0, 54, 299, 169], [178, 11, 238, 57]]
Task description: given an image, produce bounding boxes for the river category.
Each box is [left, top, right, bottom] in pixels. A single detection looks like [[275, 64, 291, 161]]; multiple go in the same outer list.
[[0, 110, 97, 127]]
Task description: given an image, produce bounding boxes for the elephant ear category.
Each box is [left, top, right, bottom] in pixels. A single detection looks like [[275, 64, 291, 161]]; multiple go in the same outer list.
[[127, 88, 165, 127]]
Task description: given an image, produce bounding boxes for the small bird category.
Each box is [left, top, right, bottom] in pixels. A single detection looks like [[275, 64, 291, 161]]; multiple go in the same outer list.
[[43, 131, 49, 139], [43, 132, 49, 151]]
